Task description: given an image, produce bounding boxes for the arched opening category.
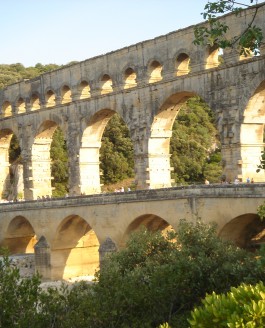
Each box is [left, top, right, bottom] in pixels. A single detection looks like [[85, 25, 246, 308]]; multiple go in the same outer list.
[[240, 80, 265, 182], [100, 74, 113, 95], [61, 85, 72, 104], [80, 110, 114, 195], [2, 101, 12, 117], [148, 93, 221, 189], [80, 110, 134, 194], [78, 81, 91, 99], [124, 67, 137, 89], [170, 97, 222, 185], [16, 97, 26, 114], [100, 113, 134, 192], [122, 214, 174, 246], [219, 214, 265, 249], [51, 215, 100, 280], [205, 46, 220, 69], [50, 127, 68, 197], [176, 53, 190, 76], [45, 89, 56, 107], [0, 129, 22, 201], [2, 216, 37, 254], [30, 93, 41, 111], [148, 60, 163, 83], [31, 121, 68, 199]]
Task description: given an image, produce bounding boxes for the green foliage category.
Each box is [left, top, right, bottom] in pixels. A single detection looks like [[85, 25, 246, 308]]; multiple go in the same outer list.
[[170, 97, 221, 184], [100, 113, 134, 184], [50, 128, 68, 197], [257, 202, 265, 221], [1, 219, 265, 328], [194, 1, 264, 56], [9, 134, 21, 163], [77, 220, 264, 327], [189, 281, 265, 327], [0, 63, 61, 89], [0, 250, 43, 327]]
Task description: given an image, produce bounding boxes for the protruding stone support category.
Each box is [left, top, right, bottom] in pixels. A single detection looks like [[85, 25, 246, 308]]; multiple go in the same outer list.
[[147, 153, 174, 189], [99, 237, 117, 268], [79, 143, 102, 195], [34, 236, 51, 281], [67, 123, 82, 196], [0, 146, 10, 199]]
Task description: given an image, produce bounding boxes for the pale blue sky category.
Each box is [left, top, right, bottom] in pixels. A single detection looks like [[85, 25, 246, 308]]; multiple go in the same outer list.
[[0, 0, 249, 67]]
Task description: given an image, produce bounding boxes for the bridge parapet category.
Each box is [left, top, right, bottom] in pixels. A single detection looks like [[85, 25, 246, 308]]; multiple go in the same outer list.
[[0, 184, 264, 213]]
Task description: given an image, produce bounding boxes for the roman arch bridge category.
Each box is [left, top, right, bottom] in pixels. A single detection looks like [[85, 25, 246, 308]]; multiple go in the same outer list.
[[0, 184, 264, 280], [0, 4, 265, 200]]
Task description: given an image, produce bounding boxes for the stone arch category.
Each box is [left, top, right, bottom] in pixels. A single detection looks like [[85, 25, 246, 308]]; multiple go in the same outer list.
[[16, 97, 26, 114], [148, 60, 163, 83], [100, 74, 113, 95], [61, 85, 72, 104], [0, 128, 21, 200], [78, 80, 91, 99], [30, 92, 41, 111], [31, 120, 65, 199], [79, 109, 116, 195], [205, 46, 220, 69], [218, 213, 265, 249], [124, 67, 137, 89], [2, 101, 12, 117], [176, 53, 190, 76], [51, 215, 100, 280], [1, 216, 37, 254], [121, 214, 174, 246], [45, 89, 56, 108], [240, 80, 265, 182], [148, 91, 196, 189]]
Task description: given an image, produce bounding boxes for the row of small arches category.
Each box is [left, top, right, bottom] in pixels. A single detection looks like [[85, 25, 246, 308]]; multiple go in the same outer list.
[[0, 53, 193, 117], [1, 46, 253, 118]]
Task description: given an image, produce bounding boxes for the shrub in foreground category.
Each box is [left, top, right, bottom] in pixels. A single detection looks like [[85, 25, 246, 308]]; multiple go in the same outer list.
[[189, 281, 265, 327]]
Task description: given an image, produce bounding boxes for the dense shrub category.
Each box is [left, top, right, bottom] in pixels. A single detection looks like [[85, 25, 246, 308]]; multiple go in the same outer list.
[[75, 220, 265, 327], [1, 219, 265, 328], [189, 282, 265, 327]]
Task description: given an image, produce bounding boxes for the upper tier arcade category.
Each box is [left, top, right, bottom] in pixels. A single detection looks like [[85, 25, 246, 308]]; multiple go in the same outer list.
[[0, 3, 265, 200]]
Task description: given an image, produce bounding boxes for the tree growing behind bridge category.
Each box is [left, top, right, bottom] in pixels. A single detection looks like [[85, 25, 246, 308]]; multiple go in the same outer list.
[[170, 97, 222, 184]]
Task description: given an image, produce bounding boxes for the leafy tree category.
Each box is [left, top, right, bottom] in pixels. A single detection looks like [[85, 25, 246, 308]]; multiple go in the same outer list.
[[170, 97, 221, 184], [74, 220, 265, 327], [100, 113, 134, 185], [0, 250, 43, 328], [195, 1, 264, 56], [189, 281, 265, 327], [0, 63, 61, 89], [50, 128, 68, 197]]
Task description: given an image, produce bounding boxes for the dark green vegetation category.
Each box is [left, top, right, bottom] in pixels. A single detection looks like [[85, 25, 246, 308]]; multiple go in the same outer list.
[[100, 114, 134, 185], [0, 63, 61, 89], [1, 220, 265, 327], [170, 97, 221, 184], [2, 64, 222, 196], [50, 128, 68, 197]]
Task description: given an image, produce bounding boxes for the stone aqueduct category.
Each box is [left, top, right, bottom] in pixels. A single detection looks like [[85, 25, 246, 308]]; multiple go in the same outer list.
[[1, 4, 265, 200], [0, 5, 265, 280]]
